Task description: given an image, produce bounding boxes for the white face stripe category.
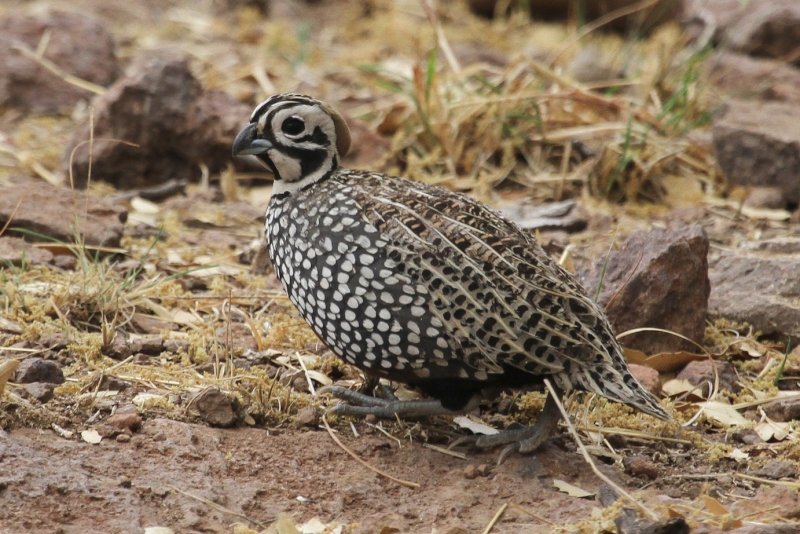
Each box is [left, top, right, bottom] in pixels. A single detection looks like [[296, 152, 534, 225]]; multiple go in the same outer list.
[[268, 105, 337, 152]]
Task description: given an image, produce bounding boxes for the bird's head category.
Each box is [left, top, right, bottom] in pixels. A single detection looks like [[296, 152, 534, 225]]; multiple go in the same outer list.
[[232, 93, 351, 184]]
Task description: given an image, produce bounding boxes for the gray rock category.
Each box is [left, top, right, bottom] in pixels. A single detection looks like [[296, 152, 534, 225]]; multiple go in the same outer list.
[[763, 396, 800, 422], [713, 99, 800, 204], [708, 238, 800, 343], [64, 49, 254, 190], [191, 388, 236, 427], [752, 460, 796, 480], [0, 237, 54, 268], [20, 382, 56, 403], [581, 225, 710, 354], [0, 11, 118, 114], [676, 360, 741, 394], [0, 182, 127, 249], [14, 358, 64, 385]]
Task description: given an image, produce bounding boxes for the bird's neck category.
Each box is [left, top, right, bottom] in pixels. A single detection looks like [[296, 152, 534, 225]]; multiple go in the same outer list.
[[271, 155, 339, 198]]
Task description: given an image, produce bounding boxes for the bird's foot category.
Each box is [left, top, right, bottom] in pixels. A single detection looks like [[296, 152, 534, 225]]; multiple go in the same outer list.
[[449, 392, 562, 464], [318, 385, 459, 418]]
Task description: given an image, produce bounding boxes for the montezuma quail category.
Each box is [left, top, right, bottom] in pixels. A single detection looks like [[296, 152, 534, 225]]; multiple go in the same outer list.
[[233, 94, 671, 457]]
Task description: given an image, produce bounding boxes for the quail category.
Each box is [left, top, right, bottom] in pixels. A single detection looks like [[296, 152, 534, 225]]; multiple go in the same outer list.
[[233, 93, 671, 457]]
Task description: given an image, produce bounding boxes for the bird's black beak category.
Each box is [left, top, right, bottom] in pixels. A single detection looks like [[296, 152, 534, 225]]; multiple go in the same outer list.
[[232, 123, 273, 156]]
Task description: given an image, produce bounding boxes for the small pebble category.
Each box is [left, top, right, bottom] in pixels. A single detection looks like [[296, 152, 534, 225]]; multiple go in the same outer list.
[[107, 413, 142, 432], [116, 434, 131, 443], [464, 465, 477, 480], [364, 414, 378, 425], [623, 455, 660, 480]]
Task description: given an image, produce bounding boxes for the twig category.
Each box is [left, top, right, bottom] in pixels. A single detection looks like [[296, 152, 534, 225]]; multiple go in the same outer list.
[[481, 502, 508, 534], [11, 42, 107, 95], [295, 352, 316, 395], [321, 414, 420, 489], [574, 426, 691, 445], [168, 485, 266, 528], [734, 474, 800, 490], [544, 379, 659, 521], [549, 0, 661, 66], [419, 0, 461, 74], [423, 443, 467, 460], [508, 502, 554, 525], [0, 195, 25, 238]]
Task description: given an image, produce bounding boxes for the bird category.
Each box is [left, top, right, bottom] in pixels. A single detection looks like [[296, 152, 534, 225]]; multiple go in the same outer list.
[[232, 93, 671, 458]]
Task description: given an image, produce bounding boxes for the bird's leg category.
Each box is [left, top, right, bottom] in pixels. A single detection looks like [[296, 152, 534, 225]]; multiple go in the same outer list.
[[450, 389, 563, 462], [318, 385, 475, 418]]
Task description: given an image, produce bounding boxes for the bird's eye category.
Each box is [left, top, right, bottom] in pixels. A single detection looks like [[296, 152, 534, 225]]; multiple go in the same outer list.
[[282, 117, 305, 136]]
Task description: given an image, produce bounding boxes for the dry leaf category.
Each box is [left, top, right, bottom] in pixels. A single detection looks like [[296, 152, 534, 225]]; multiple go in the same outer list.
[[266, 514, 301, 534], [754, 411, 791, 441], [453, 415, 499, 435], [625, 348, 707, 372], [0, 359, 20, 396], [81, 429, 102, 444], [553, 479, 595, 498], [698, 401, 748, 426], [143, 528, 175, 534], [662, 379, 701, 398], [703, 495, 729, 515], [725, 448, 749, 462], [298, 518, 327, 534]]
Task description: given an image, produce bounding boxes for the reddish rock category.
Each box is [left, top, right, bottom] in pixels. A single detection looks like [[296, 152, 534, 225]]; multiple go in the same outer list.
[[191, 388, 237, 427], [725, 0, 800, 63], [0, 182, 127, 249], [713, 99, 800, 204], [734, 486, 800, 521], [581, 225, 710, 354], [14, 357, 64, 385], [20, 382, 56, 403], [0, 11, 118, 114], [676, 360, 740, 394], [627, 364, 662, 398], [215, 323, 257, 352], [752, 460, 796, 480], [708, 238, 800, 343], [468, 0, 682, 33], [293, 406, 319, 428], [0, 237, 54, 267], [743, 187, 787, 210], [106, 413, 142, 433], [709, 53, 800, 105], [622, 455, 659, 479], [763, 396, 800, 422], [65, 49, 257, 190]]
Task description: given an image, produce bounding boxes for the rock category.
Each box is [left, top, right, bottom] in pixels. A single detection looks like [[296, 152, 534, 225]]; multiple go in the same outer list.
[[731, 428, 764, 445], [734, 486, 800, 521], [105, 332, 131, 360], [0, 11, 118, 114], [724, 0, 800, 62], [191, 388, 237, 427], [88, 374, 130, 392], [187, 89, 255, 174], [0, 182, 127, 249], [36, 332, 70, 350], [214, 323, 257, 352], [752, 460, 796, 480], [622, 455, 659, 479], [676, 360, 740, 394], [52, 254, 77, 270], [581, 225, 710, 354], [713, 99, 800, 204], [115, 434, 131, 443], [463, 464, 477, 479], [709, 53, 800, 105], [64, 49, 254, 190], [128, 335, 164, 355], [628, 364, 662, 398], [20, 382, 56, 403], [743, 187, 786, 210], [163, 338, 190, 354], [14, 358, 64, 385], [500, 200, 588, 233], [763, 396, 800, 422], [0, 237, 54, 267], [708, 238, 800, 343], [294, 406, 319, 428], [341, 117, 391, 170], [106, 413, 142, 433], [468, 0, 682, 33]]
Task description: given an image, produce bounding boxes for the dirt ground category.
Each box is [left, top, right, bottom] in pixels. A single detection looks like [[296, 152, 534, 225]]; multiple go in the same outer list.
[[2, 0, 800, 533]]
